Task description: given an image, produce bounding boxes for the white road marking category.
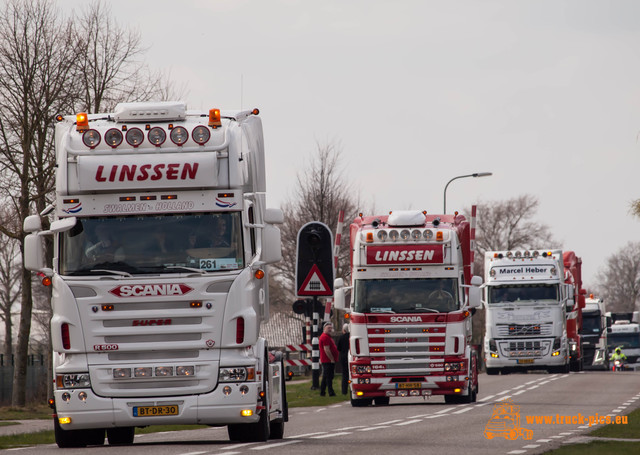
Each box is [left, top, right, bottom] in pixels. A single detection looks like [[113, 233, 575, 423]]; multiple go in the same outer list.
[[394, 419, 422, 426], [250, 440, 302, 450], [453, 407, 473, 414], [310, 432, 352, 439]]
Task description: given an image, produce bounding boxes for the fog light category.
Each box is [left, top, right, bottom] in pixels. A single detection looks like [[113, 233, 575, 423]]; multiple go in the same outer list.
[[410, 390, 420, 396], [78, 392, 87, 402], [61, 392, 70, 402], [386, 391, 396, 397], [155, 366, 174, 377], [240, 385, 249, 395], [241, 409, 253, 417], [113, 368, 131, 379], [552, 350, 560, 357], [58, 417, 71, 425], [398, 390, 408, 397], [134, 367, 152, 378], [356, 391, 364, 396], [223, 386, 232, 396], [176, 366, 195, 376], [490, 353, 499, 358], [454, 388, 462, 393], [422, 390, 432, 396]]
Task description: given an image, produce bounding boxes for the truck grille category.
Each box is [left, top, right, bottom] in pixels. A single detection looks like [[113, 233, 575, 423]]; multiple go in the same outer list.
[[496, 323, 553, 337]]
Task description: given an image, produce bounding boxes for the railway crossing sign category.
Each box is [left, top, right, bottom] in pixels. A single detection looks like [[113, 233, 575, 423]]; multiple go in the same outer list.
[[296, 222, 334, 297]]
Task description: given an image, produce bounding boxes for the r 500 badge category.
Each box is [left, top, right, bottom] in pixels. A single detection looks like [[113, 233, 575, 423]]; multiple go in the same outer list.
[[94, 344, 119, 351]]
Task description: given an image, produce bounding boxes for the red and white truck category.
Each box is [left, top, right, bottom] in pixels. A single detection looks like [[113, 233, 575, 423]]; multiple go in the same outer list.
[[563, 251, 586, 371], [23, 102, 287, 447], [334, 210, 482, 406]]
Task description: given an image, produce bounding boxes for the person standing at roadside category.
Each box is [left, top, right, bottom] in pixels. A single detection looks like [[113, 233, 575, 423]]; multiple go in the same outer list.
[[337, 323, 350, 395], [319, 322, 339, 396]]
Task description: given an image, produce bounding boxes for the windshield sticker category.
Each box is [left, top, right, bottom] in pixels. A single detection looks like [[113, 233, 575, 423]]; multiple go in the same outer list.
[[199, 258, 240, 271]]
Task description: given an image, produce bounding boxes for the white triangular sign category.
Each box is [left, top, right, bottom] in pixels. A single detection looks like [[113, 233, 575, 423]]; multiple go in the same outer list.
[[302, 270, 328, 293]]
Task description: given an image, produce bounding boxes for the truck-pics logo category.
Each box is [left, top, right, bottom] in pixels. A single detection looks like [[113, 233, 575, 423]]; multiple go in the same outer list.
[[366, 245, 444, 265], [484, 399, 533, 440], [109, 283, 193, 297]]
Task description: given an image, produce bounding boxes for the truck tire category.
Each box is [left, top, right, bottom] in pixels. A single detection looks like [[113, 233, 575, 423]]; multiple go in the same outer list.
[[107, 427, 135, 445], [374, 397, 390, 406], [350, 396, 372, 407], [54, 417, 105, 448], [486, 368, 499, 376]]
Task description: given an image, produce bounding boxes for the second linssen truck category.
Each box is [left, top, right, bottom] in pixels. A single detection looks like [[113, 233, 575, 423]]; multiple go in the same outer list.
[[483, 250, 574, 374], [23, 102, 287, 447], [335, 210, 482, 406]]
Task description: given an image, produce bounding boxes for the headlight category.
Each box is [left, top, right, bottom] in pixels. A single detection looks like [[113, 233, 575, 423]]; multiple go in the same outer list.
[[170, 126, 189, 145], [353, 365, 372, 374], [105, 128, 123, 147], [148, 127, 166, 146], [377, 230, 388, 241], [82, 130, 101, 148], [125, 127, 144, 146], [219, 367, 254, 382], [56, 373, 91, 389]]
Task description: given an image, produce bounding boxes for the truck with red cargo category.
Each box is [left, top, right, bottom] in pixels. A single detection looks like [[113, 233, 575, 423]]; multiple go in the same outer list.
[[334, 210, 482, 406], [23, 102, 287, 447], [563, 251, 586, 371]]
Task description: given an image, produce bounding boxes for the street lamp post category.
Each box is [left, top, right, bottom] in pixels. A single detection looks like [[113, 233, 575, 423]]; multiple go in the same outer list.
[[443, 172, 493, 214]]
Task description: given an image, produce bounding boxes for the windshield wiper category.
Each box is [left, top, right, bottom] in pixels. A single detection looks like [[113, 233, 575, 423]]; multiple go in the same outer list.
[[402, 307, 441, 313], [90, 269, 132, 277], [165, 265, 207, 274]]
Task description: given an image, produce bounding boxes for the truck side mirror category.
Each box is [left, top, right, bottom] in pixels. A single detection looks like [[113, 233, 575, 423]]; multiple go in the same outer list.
[[467, 276, 482, 309], [261, 224, 282, 264], [24, 233, 52, 275], [264, 208, 284, 225], [334, 288, 346, 310], [334, 278, 344, 289], [24, 215, 42, 233]]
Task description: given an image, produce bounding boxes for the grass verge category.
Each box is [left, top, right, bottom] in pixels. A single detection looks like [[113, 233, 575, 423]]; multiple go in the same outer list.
[[543, 408, 640, 454]]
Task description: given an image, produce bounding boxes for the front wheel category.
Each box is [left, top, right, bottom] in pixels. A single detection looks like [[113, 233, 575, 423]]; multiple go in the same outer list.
[[107, 427, 135, 445], [350, 396, 373, 407], [54, 417, 105, 448]]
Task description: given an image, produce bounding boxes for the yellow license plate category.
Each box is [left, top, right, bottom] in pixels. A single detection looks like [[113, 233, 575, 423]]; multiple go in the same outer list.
[[398, 382, 421, 389], [517, 358, 534, 364], [133, 405, 179, 417]]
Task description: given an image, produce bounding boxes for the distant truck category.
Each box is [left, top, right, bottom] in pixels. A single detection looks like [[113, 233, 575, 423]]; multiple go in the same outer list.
[[607, 312, 640, 370], [483, 249, 572, 374], [562, 252, 586, 372], [334, 210, 482, 406], [580, 296, 610, 370]]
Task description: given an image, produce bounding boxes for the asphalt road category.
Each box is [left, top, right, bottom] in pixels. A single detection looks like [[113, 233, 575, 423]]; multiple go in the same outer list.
[[7, 371, 640, 455]]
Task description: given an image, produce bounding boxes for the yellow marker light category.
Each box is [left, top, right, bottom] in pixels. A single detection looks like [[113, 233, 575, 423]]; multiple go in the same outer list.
[[454, 388, 462, 393], [241, 409, 253, 417], [58, 417, 72, 425], [254, 269, 265, 280], [356, 391, 364, 396], [209, 108, 222, 128], [76, 113, 89, 132]]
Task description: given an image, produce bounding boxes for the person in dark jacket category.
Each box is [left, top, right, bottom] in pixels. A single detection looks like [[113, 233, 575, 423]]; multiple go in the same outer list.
[[319, 322, 339, 396], [337, 323, 350, 395]]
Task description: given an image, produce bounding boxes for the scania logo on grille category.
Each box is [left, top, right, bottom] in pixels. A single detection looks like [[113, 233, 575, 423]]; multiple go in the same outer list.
[[133, 319, 172, 326], [109, 283, 193, 297], [390, 316, 423, 323]]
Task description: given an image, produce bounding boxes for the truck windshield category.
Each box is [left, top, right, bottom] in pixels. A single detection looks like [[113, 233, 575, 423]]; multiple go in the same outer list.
[[608, 334, 640, 349], [488, 284, 558, 304], [60, 212, 243, 275], [354, 278, 459, 313], [581, 315, 602, 334]]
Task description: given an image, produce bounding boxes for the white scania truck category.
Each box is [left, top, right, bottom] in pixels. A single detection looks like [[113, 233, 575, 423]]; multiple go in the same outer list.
[[23, 102, 287, 447], [483, 250, 572, 374]]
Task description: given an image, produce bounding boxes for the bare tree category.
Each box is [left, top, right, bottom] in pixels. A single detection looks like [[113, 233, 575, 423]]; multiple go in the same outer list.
[[0, 0, 78, 407], [469, 194, 558, 278], [631, 200, 640, 219], [270, 141, 362, 311], [0, 219, 21, 359], [595, 241, 640, 313], [73, 1, 187, 112]]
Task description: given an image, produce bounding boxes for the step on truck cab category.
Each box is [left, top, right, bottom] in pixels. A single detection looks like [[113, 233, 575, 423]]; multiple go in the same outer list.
[[483, 249, 573, 374], [334, 210, 482, 406], [23, 102, 287, 447]]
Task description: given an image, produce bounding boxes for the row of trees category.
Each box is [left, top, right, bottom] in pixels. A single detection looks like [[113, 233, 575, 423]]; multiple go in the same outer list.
[[0, 0, 182, 406]]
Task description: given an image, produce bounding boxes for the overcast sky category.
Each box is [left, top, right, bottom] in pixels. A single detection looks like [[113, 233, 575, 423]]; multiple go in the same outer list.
[[62, 0, 640, 286]]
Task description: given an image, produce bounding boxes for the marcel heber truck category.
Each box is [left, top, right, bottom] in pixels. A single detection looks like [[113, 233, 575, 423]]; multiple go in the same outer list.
[[483, 250, 573, 374], [334, 210, 482, 406], [23, 102, 287, 447]]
